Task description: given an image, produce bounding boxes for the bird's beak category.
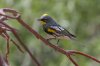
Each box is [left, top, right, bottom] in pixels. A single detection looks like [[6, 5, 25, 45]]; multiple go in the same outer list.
[[37, 19, 41, 21]]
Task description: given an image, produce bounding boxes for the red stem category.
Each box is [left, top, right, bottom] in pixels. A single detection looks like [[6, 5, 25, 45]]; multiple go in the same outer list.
[[0, 8, 100, 66], [10, 39, 24, 53], [0, 54, 8, 66], [71, 51, 100, 63], [67, 55, 78, 66], [0, 22, 40, 66], [16, 17, 100, 65]]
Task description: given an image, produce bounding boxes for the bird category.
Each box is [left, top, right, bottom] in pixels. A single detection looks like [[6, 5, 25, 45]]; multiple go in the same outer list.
[[38, 14, 76, 44]]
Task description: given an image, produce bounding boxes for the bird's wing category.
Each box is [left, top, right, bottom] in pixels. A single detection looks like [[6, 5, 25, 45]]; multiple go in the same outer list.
[[50, 25, 64, 31], [49, 25, 76, 39], [49, 25, 66, 36]]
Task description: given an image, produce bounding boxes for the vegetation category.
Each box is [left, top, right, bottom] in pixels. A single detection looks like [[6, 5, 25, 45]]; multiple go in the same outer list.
[[0, 0, 100, 66]]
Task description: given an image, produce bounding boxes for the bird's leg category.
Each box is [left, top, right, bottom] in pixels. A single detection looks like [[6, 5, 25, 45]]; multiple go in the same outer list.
[[54, 35, 60, 45], [57, 39, 60, 45], [46, 34, 60, 45], [46, 38, 55, 41]]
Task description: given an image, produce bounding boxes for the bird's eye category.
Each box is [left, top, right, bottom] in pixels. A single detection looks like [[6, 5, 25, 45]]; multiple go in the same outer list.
[[41, 17, 48, 22]]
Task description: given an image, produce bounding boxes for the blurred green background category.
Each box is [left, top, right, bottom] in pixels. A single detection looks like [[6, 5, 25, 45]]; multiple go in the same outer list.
[[0, 0, 100, 66]]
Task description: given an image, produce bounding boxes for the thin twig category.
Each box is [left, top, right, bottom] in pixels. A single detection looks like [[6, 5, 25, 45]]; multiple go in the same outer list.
[[1, 32, 10, 64], [16, 16, 100, 65], [0, 8, 100, 66], [0, 53, 8, 66], [69, 50, 100, 63], [10, 39, 24, 53], [67, 55, 78, 66], [0, 8, 40, 66], [0, 22, 40, 66]]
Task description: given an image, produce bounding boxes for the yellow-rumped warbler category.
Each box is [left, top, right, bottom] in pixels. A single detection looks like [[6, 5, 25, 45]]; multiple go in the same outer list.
[[38, 14, 76, 43]]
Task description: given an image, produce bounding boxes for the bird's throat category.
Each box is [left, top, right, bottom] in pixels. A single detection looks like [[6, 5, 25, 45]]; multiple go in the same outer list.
[[41, 21, 46, 25]]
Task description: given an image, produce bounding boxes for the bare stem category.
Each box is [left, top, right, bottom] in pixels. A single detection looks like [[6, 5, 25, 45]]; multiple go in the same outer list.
[[10, 39, 24, 53], [67, 55, 78, 66], [0, 22, 40, 66], [16, 16, 100, 66], [0, 53, 8, 66], [0, 8, 100, 66]]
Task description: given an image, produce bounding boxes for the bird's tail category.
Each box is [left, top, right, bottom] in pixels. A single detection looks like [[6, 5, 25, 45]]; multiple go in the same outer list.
[[68, 33, 76, 40]]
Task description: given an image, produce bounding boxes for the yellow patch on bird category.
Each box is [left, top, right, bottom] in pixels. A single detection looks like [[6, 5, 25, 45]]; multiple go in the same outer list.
[[42, 14, 48, 17], [48, 28, 55, 33], [41, 21, 46, 25]]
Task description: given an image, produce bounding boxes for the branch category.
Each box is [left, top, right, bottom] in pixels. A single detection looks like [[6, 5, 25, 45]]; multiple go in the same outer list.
[[10, 39, 24, 53], [0, 8, 100, 66], [0, 53, 8, 66], [0, 8, 40, 66], [16, 11, 100, 66], [0, 22, 40, 66]]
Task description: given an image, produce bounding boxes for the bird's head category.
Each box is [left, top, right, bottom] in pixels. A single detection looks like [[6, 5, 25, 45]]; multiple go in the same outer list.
[[38, 14, 53, 25]]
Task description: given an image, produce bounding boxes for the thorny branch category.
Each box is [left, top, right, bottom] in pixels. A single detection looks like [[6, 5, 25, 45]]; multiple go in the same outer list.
[[0, 8, 100, 66]]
